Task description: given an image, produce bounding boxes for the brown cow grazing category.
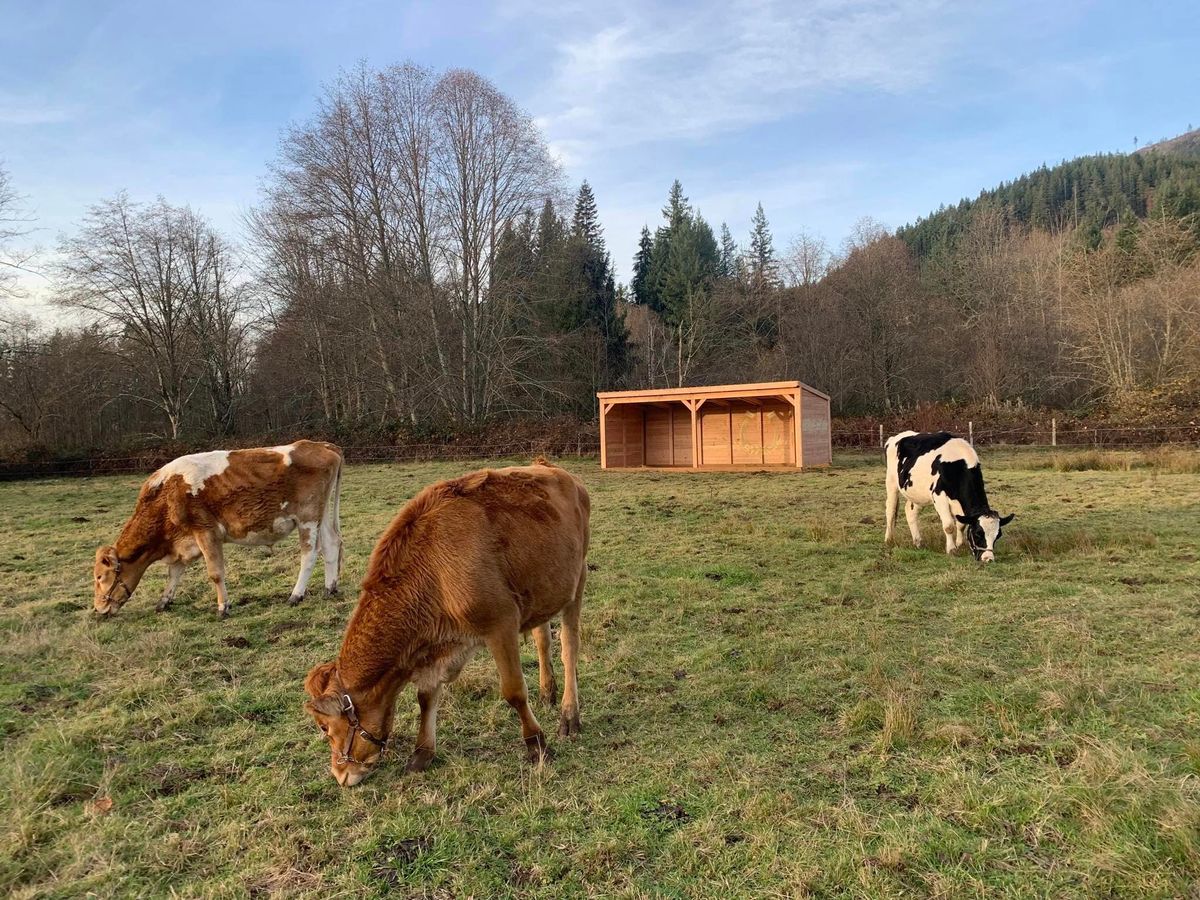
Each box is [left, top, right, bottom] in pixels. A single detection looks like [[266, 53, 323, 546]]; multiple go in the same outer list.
[[303, 459, 589, 787], [93, 440, 343, 618]]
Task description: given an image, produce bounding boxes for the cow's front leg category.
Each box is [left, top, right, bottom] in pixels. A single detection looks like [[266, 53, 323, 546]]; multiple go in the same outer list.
[[406, 683, 443, 773], [287, 521, 320, 606], [194, 532, 230, 618], [155, 560, 187, 612], [932, 497, 958, 554], [905, 501, 923, 548]]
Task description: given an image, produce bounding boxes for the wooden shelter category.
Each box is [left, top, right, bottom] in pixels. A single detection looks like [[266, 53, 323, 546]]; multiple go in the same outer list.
[[597, 381, 832, 470]]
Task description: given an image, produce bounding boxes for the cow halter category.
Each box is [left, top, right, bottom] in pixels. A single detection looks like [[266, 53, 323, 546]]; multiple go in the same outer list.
[[331, 671, 389, 766], [101, 557, 133, 607]]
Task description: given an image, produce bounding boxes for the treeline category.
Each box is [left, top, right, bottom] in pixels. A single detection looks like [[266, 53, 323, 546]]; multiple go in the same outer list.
[[2, 62, 1200, 461]]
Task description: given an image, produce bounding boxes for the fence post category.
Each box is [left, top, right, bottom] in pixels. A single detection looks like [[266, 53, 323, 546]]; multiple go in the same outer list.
[[968, 421, 974, 447], [1051, 418, 1056, 447], [879, 424, 884, 448]]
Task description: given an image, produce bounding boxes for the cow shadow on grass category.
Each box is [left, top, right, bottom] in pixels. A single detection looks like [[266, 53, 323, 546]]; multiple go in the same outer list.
[[874, 500, 1169, 565]]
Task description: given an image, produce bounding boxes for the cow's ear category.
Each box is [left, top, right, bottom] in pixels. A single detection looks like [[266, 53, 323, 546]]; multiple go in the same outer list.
[[955, 514, 973, 525], [304, 694, 343, 720], [999, 514, 1014, 526], [304, 661, 337, 698]]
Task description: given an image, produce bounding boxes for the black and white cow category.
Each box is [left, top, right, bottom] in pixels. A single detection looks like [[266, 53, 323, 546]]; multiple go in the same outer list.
[[884, 431, 1014, 562]]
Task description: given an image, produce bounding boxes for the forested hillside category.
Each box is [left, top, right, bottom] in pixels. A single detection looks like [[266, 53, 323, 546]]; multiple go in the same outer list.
[[899, 139, 1200, 257]]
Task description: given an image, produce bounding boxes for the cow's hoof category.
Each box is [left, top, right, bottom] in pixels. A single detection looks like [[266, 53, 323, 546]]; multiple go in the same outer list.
[[405, 748, 435, 773], [324, 585, 340, 598], [524, 733, 552, 764], [287, 593, 304, 606], [155, 599, 172, 612], [540, 682, 558, 708], [558, 711, 581, 737], [218, 607, 230, 620]]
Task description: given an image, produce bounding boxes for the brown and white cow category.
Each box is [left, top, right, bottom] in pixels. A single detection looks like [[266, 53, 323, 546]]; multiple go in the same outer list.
[[93, 440, 343, 618], [303, 459, 589, 787]]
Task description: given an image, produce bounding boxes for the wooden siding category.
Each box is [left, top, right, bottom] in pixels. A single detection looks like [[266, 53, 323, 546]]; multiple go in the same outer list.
[[671, 407, 693, 466], [700, 406, 733, 465], [762, 402, 794, 465], [604, 405, 644, 467], [801, 388, 832, 466], [644, 406, 672, 466]]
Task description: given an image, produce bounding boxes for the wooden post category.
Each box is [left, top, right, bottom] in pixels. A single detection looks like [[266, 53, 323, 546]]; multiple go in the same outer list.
[[1051, 418, 1057, 447], [792, 389, 804, 468], [968, 421, 974, 447], [668, 404, 675, 465], [879, 424, 884, 448], [599, 401, 609, 469], [689, 398, 701, 469]]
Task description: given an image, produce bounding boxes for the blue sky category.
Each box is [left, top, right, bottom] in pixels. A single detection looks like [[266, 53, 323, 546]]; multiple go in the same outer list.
[[2, 0, 1197, 311]]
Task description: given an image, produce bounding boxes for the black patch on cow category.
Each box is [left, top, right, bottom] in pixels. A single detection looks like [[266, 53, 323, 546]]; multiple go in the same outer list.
[[895, 432, 955, 490], [931, 457, 991, 517]]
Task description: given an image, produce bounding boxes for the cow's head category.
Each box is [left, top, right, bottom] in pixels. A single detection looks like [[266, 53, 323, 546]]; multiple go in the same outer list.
[[93, 546, 132, 614], [304, 661, 389, 787], [956, 512, 1014, 563]]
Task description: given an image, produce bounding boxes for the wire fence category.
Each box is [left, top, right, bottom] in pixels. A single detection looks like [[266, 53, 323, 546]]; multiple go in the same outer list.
[[0, 439, 603, 481], [1, 422, 1197, 481], [835, 421, 1200, 450]]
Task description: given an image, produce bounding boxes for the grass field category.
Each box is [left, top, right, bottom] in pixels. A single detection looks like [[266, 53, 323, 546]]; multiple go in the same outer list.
[[2, 451, 1199, 898]]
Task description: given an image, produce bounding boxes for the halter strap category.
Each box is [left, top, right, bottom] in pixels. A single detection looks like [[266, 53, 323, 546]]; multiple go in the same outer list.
[[331, 669, 389, 765], [102, 557, 133, 607]]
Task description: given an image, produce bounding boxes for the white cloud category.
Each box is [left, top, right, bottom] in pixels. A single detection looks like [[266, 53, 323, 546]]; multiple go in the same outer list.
[[533, 0, 963, 164]]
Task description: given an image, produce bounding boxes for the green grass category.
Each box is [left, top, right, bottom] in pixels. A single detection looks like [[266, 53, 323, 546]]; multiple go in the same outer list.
[[2, 451, 1200, 898]]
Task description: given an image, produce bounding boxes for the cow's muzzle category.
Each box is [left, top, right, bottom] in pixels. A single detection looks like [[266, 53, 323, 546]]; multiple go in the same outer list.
[[979, 551, 995, 564]]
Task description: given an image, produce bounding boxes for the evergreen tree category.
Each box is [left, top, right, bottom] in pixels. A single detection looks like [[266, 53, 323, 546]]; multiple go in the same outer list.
[[631, 226, 653, 305], [535, 198, 564, 267], [718, 222, 739, 280], [746, 202, 777, 289], [571, 180, 604, 251], [663, 179, 690, 229]]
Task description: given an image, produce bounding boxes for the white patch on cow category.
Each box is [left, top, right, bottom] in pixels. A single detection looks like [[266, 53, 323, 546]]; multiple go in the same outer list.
[[272, 444, 295, 465], [978, 514, 1001, 562], [148, 451, 231, 496]]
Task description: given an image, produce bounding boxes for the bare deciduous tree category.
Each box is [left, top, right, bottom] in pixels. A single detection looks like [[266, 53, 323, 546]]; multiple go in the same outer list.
[[56, 195, 251, 439], [0, 163, 37, 300]]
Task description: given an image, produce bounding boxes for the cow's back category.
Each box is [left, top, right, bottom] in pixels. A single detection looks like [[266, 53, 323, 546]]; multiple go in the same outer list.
[[887, 431, 977, 503], [151, 440, 341, 535], [367, 464, 589, 634]]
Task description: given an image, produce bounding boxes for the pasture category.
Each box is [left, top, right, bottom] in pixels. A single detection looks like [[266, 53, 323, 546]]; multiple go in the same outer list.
[[2, 451, 1199, 898]]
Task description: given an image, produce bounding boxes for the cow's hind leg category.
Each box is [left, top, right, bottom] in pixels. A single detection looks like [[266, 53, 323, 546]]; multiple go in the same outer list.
[[487, 626, 548, 763], [532, 623, 558, 707], [319, 517, 342, 597], [318, 491, 342, 598], [194, 532, 230, 618], [884, 481, 900, 546], [155, 560, 187, 612], [287, 521, 320, 606], [405, 683, 443, 773], [905, 501, 923, 548], [558, 566, 585, 737]]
